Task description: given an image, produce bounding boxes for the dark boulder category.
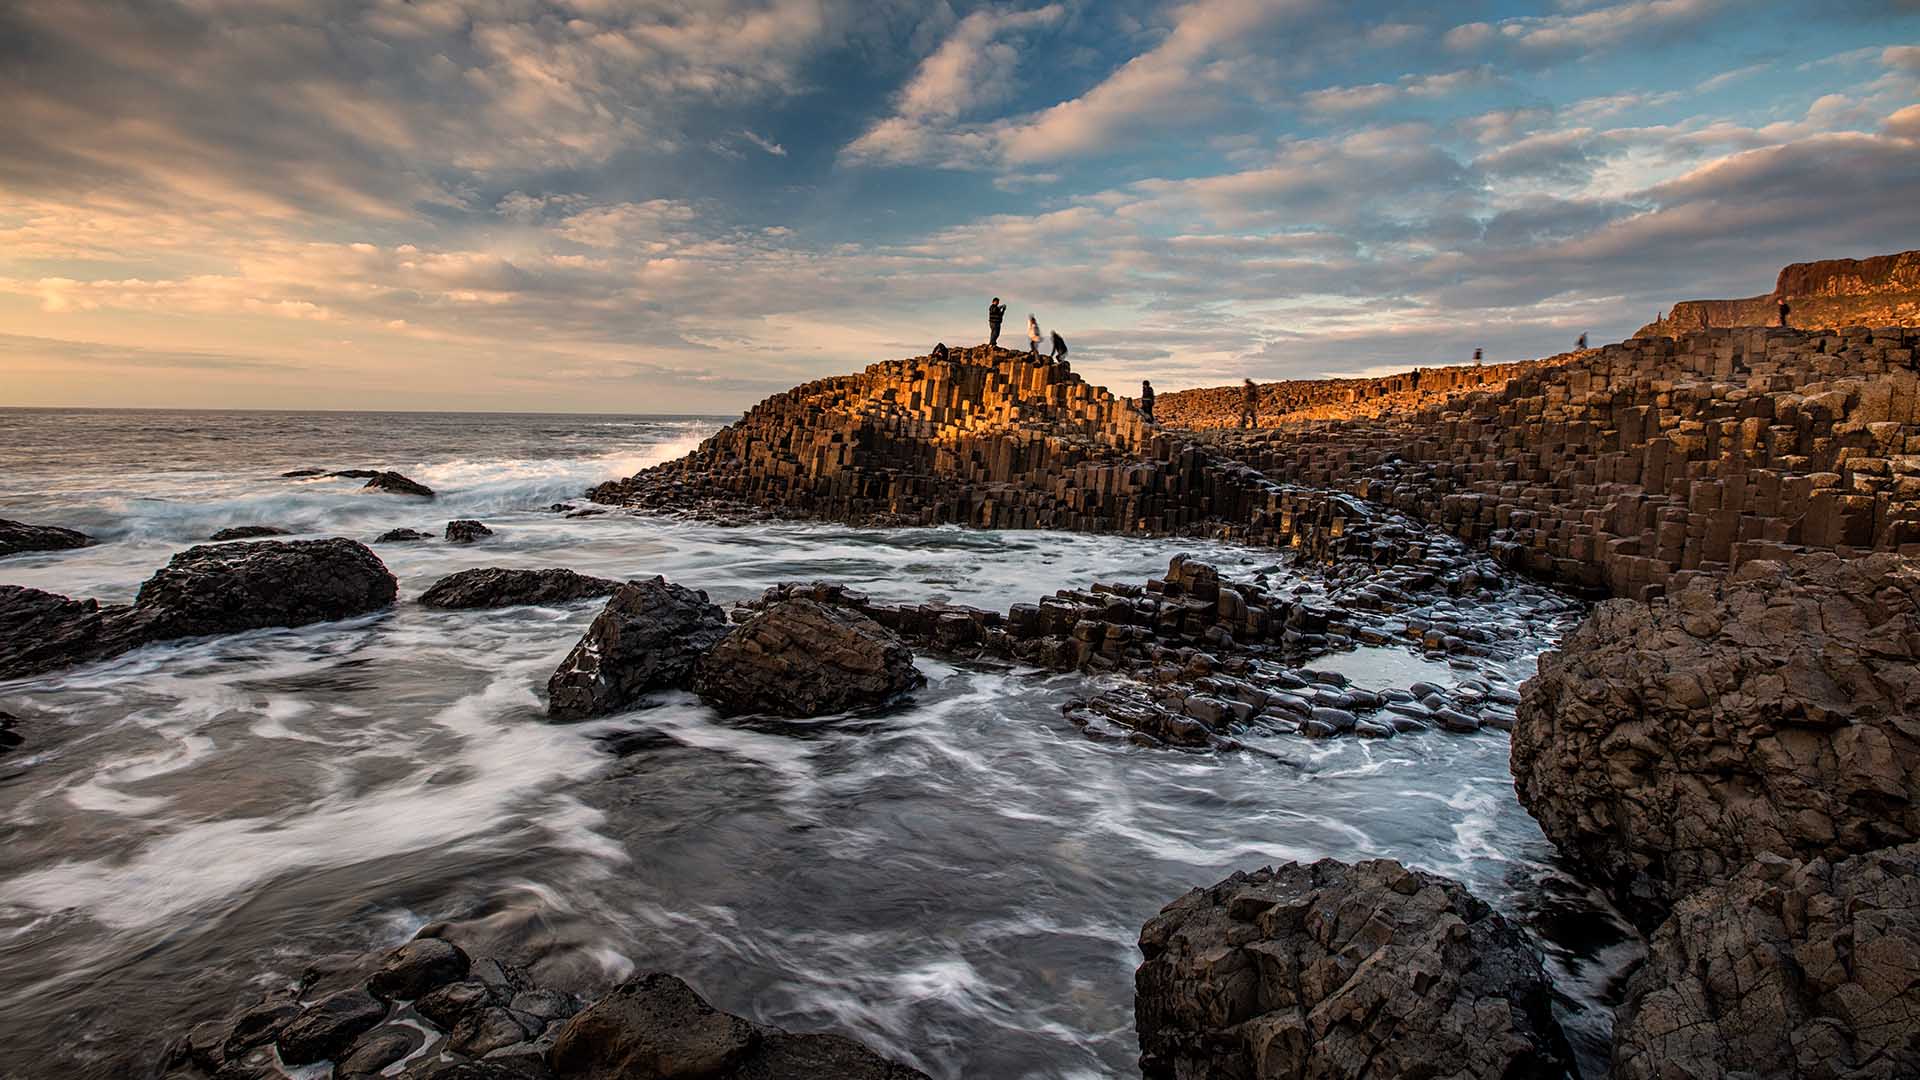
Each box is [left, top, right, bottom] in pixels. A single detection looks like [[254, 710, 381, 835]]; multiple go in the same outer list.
[[693, 598, 924, 718], [547, 578, 728, 721], [1513, 553, 1920, 929], [338, 1025, 422, 1075], [208, 525, 290, 541], [0, 518, 92, 558], [376, 528, 434, 543], [1136, 858, 1574, 1080], [416, 980, 497, 1030], [365, 471, 435, 498], [421, 568, 622, 610], [128, 538, 398, 641], [445, 520, 494, 544], [548, 972, 926, 1080], [367, 937, 469, 1001], [276, 988, 387, 1066], [282, 468, 328, 478], [330, 469, 384, 479], [0, 585, 119, 680], [0, 711, 21, 753], [1612, 842, 1920, 1080]]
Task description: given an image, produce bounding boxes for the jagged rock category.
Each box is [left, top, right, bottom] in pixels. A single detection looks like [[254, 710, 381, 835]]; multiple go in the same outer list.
[[548, 972, 926, 1080], [417, 980, 497, 1030], [0, 541, 398, 680], [128, 539, 399, 642], [1135, 858, 1574, 1080], [365, 471, 435, 498], [445, 520, 494, 544], [0, 518, 93, 558], [420, 569, 621, 610], [367, 937, 469, 1001], [0, 711, 22, 753], [547, 578, 729, 721], [694, 598, 924, 718], [1513, 553, 1920, 929], [208, 525, 289, 541], [1611, 842, 1920, 1080], [275, 988, 387, 1066], [376, 528, 434, 543]]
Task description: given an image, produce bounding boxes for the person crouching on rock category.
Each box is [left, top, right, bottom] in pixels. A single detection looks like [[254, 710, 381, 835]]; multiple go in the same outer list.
[[1028, 314, 1042, 357], [1241, 378, 1258, 429], [988, 297, 1006, 348], [1050, 330, 1068, 362], [1140, 379, 1155, 423]]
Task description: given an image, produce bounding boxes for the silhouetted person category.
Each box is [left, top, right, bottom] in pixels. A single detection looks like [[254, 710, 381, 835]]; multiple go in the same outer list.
[[931, 342, 949, 362], [1050, 330, 1067, 361], [1140, 380, 1155, 422], [1779, 299, 1791, 328], [988, 298, 1006, 348], [1472, 347, 1483, 364], [1027, 314, 1042, 357], [1576, 333, 1588, 350], [1241, 378, 1258, 429]]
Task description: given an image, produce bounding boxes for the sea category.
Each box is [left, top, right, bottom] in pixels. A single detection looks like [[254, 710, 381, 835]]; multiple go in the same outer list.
[[0, 408, 1637, 1078]]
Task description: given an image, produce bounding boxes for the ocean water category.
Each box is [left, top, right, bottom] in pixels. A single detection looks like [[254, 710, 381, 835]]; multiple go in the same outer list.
[[0, 408, 1636, 1078]]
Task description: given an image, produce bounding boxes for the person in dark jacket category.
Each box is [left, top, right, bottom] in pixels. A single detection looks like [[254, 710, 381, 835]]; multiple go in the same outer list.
[[1140, 380, 1155, 423], [1241, 378, 1258, 429], [931, 342, 949, 362], [1576, 333, 1588, 350], [1050, 330, 1067, 361], [988, 298, 1006, 348], [1778, 299, 1791, 327]]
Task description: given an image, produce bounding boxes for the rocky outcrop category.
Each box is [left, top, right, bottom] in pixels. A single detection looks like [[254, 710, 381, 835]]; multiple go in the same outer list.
[[0, 518, 93, 558], [547, 578, 729, 720], [421, 568, 622, 609], [1152, 358, 1555, 430], [694, 598, 924, 718], [365, 471, 436, 498], [376, 527, 434, 543], [169, 938, 923, 1080], [1637, 248, 1920, 337], [550, 972, 926, 1080], [208, 525, 290, 541], [1135, 858, 1574, 1080], [1611, 843, 1920, 1080], [0, 540, 398, 680], [445, 519, 494, 544], [1512, 553, 1920, 929]]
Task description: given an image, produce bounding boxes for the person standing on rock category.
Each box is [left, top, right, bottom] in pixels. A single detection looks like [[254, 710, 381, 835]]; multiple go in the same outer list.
[[1472, 347, 1483, 364], [1140, 379, 1155, 423], [1576, 333, 1588, 350], [1241, 378, 1258, 429], [1050, 330, 1067, 362], [988, 298, 1006, 348], [1779, 299, 1791, 327], [1027, 314, 1042, 357]]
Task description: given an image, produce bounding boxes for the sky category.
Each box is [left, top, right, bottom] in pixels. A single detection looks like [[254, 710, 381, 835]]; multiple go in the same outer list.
[[2, 1, 1918, 413]]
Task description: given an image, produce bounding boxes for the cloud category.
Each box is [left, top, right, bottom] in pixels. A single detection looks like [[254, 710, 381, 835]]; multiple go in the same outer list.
[[1302, 67, 1494, 117], [1444, 0, 1727, 63]]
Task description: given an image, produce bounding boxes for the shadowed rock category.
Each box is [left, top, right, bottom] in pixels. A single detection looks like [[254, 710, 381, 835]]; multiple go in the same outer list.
[[275, 988, 387, 1066], [208, 525, 289, 541], [1612, 842, 1920, 1080], [1513, 552, 1920, 929], [547, 577, 728, 721], [693, 598, 924, 718], [445, 519, 494, 544], [375, 527, 433, 543], [364, 471, 435, 498], [1135, 858, 1574, 1080], [0, 518, 93, 558], [421, 568, 622, 609]]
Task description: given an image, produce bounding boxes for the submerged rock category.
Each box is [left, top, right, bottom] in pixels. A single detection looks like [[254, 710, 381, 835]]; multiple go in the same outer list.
[[547, 577, 729, 721], [208, 525, 290, 541], [364, 471, 435, 498], [0, 711, 22, 753], [693, 598, 924, 718], [445, 520, 495, 544], [376, 527, 434, 543], [0, 518, 93, 558], [1612, 842, 1920, 1080], [1513, 553, 1920, 928], [421, 568, 623, 610], [1136, 858, 1574, 1080]]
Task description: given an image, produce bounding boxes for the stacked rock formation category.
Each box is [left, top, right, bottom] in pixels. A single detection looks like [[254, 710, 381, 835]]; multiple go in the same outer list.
[[1134, 858, 1575, 1080], [1636, 248, 1920, 338], [1151, 357, 1556, 430]]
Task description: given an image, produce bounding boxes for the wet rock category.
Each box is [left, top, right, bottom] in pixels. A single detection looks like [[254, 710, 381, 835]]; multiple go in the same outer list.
[[1612, 842, 1920, 1080], [300, 950, 385, 997], [129, 538, 398, 642], [1302, 705, 1356, 737], [365, 471, 435, 498], [208, 526, 289, 541], [338, 1026, 422, 1076], [0, 711, 22, 753], [282, 468, 328, 478], [222, 998, 301, 1060], [417, 980, 497, 1030], [276, 988, 388, 1066], [377, 528, 434, 543], [445, 520, 494, 544], [509, 989, 580, 1024], [693, 598, 925, 718], [330, 469, 383, 479], [1513, 553, 1920, 928], [548, 972, 927, 1080], [420, 568, 622, 610], [368, 937, 470, 1001], [547, 577, 729, 721], [449, 1007, 532, 1057], [0, 585, 116, 680], [0, 518, 92, 558], [1136, 858, 1574, 1080]]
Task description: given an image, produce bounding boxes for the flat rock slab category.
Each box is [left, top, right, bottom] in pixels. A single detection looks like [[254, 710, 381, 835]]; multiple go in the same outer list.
[[421, 568, 622, 609]]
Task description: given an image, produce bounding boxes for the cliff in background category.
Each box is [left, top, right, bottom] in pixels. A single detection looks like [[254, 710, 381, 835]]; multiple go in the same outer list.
[[1151, 356, 1571, 430], [1636, 248, 1920, 337]]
